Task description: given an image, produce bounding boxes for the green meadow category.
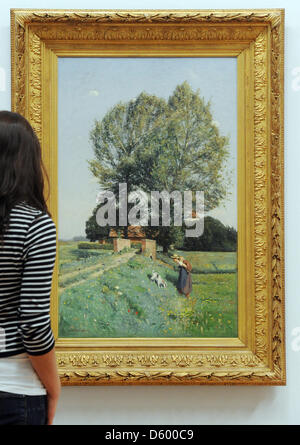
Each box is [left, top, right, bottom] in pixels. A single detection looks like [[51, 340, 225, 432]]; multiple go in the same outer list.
[[58, 242, 238, 338]]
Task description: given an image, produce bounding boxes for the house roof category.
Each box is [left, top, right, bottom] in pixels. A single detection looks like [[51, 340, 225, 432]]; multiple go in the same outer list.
[[109, 226, 146, 239]]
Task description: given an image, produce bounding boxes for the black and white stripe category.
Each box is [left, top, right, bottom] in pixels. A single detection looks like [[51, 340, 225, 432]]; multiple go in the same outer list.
[[0, 202, 56, 357]]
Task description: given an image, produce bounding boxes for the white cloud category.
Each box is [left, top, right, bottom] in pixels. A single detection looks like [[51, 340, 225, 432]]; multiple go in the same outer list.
[[89, 89, 99, 97]]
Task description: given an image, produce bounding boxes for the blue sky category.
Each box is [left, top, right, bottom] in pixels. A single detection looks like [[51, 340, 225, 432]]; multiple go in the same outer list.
[[58, 57, 237, 240]]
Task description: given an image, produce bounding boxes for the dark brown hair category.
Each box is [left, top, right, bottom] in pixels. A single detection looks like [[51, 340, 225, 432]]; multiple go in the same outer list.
[[0, 111, 50, 240]]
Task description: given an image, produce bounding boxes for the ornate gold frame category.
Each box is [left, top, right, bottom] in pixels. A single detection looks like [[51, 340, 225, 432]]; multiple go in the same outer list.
[[10, 9, 285, 385]]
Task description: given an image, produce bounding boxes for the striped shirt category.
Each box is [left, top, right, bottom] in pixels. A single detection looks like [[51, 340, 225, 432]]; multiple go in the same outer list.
[[0, 202, 56, 358]]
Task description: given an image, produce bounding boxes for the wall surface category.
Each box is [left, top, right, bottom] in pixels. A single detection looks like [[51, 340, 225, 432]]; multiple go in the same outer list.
[[0, 0, 299, 425]]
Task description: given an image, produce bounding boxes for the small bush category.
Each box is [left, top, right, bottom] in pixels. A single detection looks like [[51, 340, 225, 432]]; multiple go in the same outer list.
[[96, 243, 114, 250], [71, 249, 103, 260]]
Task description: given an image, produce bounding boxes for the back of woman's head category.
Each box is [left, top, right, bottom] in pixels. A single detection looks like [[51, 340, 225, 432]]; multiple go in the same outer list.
[[0, 111, 49, 238]]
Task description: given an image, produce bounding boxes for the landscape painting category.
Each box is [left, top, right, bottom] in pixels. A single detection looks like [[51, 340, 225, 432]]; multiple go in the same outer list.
[[57, 57, 238, 339]]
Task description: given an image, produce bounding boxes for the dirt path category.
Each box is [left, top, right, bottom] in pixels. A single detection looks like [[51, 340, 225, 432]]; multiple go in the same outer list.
[[60, 260, 109, 282], [59, 251, 136, 295]]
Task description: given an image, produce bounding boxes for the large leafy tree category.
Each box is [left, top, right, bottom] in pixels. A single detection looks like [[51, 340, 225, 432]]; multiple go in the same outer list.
[[142, 82, 230, 251], [88, 83, 230, 250], [89, 92, 167, 196]]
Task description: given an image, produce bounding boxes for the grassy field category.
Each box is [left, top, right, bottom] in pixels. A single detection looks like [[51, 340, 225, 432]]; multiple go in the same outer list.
[[58, 241, 238, 338]]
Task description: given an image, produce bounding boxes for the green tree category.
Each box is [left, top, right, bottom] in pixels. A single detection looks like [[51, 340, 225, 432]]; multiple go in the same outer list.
[[89, 92, 167, 238], [146, 82, 230, 211], [85, 205, 110, 242], [182, 216, 237, 252], [89, 82, 231, 251], [155, 225, 185, 254], [142, 82, 230, 252], [89, 92, 167, 196]]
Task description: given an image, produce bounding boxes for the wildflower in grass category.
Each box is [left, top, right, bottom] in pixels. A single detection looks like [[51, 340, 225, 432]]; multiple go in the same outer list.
[[136, 311, 138, 315], [128, 309, 130, 313]]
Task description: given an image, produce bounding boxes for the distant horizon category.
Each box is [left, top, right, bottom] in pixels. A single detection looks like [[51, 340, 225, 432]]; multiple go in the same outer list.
[[58, 215, 238, 242]]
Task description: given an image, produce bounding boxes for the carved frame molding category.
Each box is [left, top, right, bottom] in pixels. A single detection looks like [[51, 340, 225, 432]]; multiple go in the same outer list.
[[11, 9, 285, 385]]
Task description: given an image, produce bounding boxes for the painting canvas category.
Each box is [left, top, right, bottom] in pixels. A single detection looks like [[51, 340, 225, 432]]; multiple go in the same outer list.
[[57, 57, 238, 339], [11, 8, 285, 385]]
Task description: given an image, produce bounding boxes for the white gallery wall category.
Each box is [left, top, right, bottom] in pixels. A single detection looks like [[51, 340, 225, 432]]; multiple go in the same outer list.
[[0, 0, 299, 425]]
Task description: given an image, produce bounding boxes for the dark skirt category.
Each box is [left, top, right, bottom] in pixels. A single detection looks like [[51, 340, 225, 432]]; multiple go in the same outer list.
[[176, 266, 192, 295]]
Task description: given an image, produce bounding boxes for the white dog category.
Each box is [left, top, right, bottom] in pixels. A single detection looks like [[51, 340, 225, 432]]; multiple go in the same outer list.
[[150, 271, 167, 288]]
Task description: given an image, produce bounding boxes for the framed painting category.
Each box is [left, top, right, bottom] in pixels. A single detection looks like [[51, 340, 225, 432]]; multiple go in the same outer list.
[[10, 9, 285, 385]]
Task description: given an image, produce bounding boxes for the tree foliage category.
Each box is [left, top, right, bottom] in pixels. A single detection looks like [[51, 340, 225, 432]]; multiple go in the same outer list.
[[89, 92, 167, 195], [181, 216, 237, 252], [88, 82, 231, 251], [145, 82, 230, 211], [85, 204, 110, 242]]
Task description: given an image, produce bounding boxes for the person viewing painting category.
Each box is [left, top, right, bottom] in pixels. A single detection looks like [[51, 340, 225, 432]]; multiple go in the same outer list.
[[0, 111, 60, 425]]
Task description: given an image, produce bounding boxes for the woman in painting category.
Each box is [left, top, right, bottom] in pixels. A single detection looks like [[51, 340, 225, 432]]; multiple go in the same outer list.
[[0, 111, 60, 425], [172, 255, 193, 298]]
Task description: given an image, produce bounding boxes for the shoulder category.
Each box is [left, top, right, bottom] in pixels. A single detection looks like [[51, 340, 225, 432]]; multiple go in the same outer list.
[[10, 201, 46, 223], [11, 202, 56, 238]]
